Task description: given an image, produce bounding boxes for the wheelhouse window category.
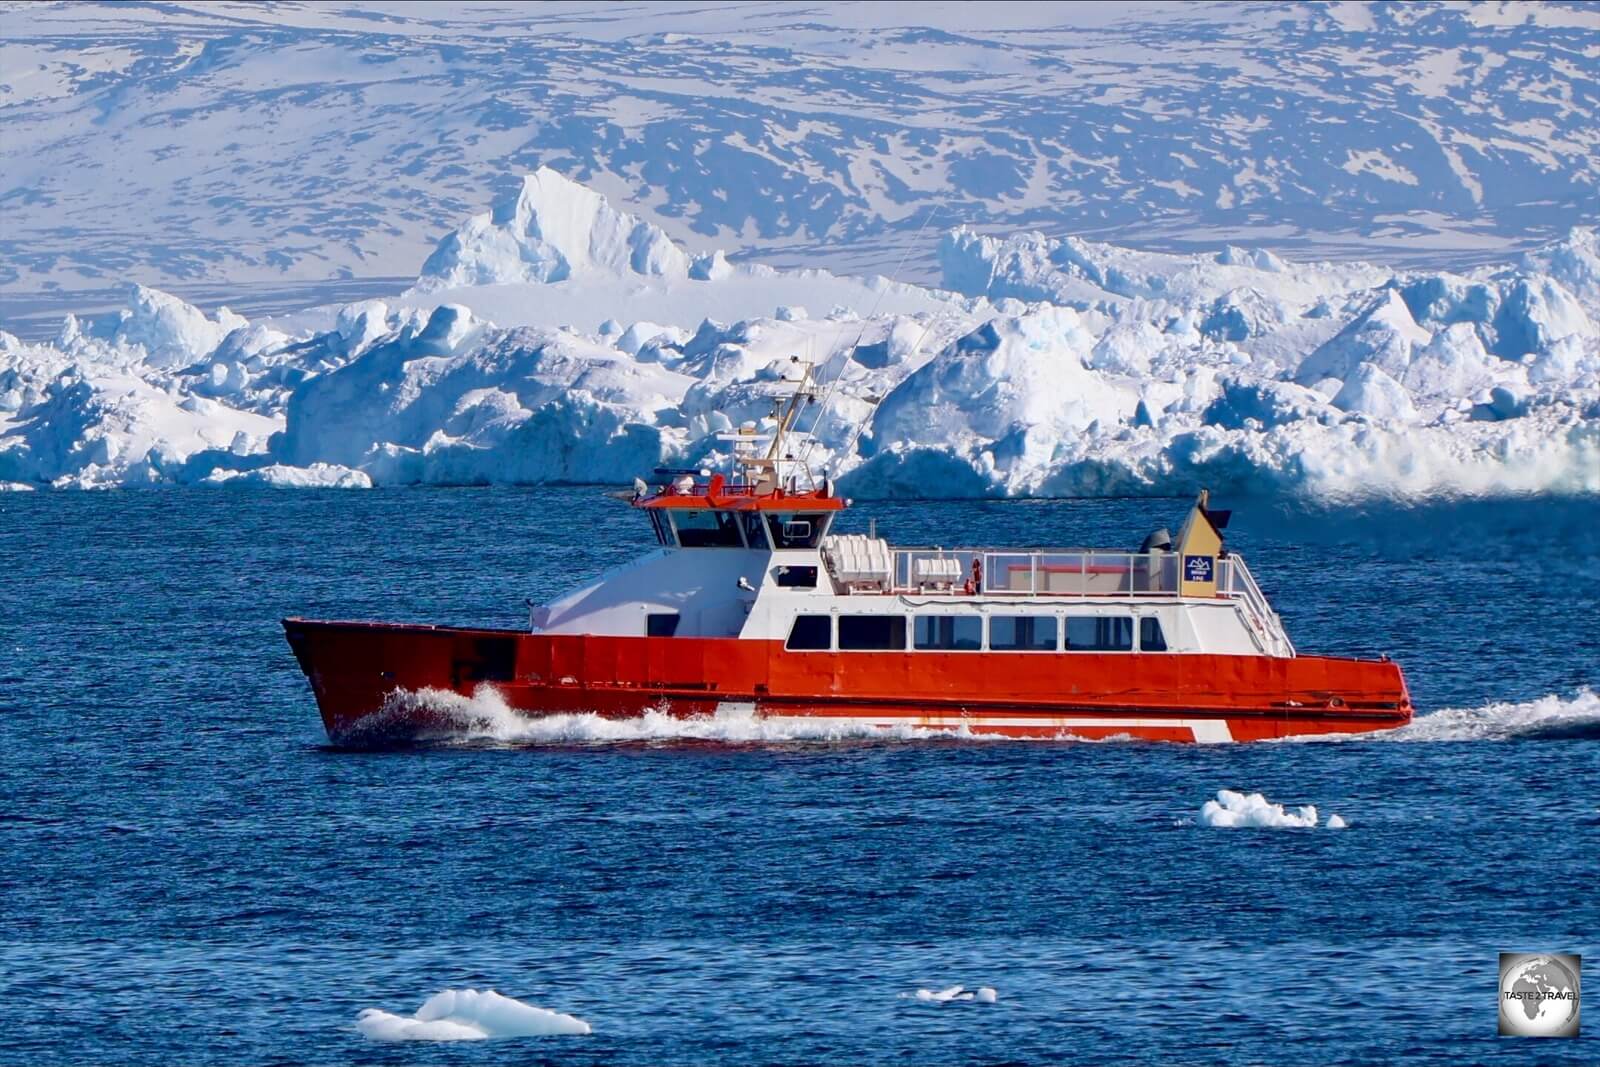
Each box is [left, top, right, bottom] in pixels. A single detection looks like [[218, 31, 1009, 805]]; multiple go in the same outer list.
[[671, 508, 744, 548], [914, 615, 981, 651], [785, 614, 832, 651], [646, 509, 672, 546], [767, 512, 830, 549], [990, 615, 1058, 651], [1065, 616, 1134, 652], [1139, 617, 1168, 652], [741, 511, 770, 550], [838, 614, 906, 651], [647, 613, 680, 637]]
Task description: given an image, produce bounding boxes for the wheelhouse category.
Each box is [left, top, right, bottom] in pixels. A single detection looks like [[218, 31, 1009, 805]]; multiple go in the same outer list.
[[640, 492, 843, 550]]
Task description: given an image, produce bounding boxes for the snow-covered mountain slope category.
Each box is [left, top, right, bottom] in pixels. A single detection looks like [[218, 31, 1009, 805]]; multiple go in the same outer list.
[[2, 1, 1598, 303], [1, 173, 1596, 499]]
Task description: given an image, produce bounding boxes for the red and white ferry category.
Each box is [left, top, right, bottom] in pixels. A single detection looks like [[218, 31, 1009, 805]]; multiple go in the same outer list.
[[284, 362, 1412, 744]]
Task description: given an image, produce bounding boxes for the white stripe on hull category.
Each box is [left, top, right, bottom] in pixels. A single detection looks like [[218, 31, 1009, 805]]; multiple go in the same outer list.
[[758, 713, 1235, 744]]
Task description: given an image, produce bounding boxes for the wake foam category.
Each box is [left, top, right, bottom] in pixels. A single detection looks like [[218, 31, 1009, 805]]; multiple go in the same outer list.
[[356, 989, 590, 1042], [339, 685, 988, 747], [338, 687, 1600, 748], [1275, 689, 1600, 744], [1387, 689, 1600, 742]]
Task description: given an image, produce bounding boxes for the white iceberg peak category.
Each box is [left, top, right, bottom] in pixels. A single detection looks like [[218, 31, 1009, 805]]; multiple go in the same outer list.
[[111, 285, 245, 369], [418, 167, 692, 289]]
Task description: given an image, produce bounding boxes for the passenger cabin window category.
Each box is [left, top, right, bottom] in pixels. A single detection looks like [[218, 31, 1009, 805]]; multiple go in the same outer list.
[[647, 613, 680, 637], [838, 615, 906, 651], [914, 615, 982, 651], [672, 508, 744, 548], [785, 614, 832, 651], [767, 512, 830, 549], [1065, 616, 1134, 652], [1139, 617, 1168, 652], [991, 615, 1057, 651], [775, 565, 818, 588]]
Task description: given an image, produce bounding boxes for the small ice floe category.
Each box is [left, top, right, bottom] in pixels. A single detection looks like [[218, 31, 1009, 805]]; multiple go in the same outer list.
[[356, 988, 590, 1041], [906, 985, 998, 1003], [1199, 789, 1347, 829]]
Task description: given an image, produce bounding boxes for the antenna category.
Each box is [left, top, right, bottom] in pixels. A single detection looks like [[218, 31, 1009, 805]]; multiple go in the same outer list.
[[716, 357, 820, 492]]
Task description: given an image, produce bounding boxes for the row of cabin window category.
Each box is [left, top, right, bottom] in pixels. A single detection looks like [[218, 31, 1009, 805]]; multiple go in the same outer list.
[[649, 509, 832, 550], [785, 613, 1167, 652]]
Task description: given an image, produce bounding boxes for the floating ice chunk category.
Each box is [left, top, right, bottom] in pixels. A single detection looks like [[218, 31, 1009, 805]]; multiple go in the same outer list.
[[356, 1012, 487, 1042], [357, 988, 591, 1042], [1327, 814, 1349, 829], [916, 986, 971, 1002], [908, 984, 998, 1003], [203, 463, 371, 489], [1200, 789, 1320, 828]]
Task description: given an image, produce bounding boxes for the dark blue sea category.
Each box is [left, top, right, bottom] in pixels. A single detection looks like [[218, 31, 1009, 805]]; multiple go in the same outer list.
[[3, 488, 1597, 1065]]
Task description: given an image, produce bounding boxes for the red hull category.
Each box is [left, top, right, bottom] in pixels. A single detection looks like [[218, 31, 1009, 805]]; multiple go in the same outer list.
[[283, 618, 1412, 744]]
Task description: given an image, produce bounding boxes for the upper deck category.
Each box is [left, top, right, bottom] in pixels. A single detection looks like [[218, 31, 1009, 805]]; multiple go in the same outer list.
[[869, 545, 1293, 657], [596, 359, 1296, 655]]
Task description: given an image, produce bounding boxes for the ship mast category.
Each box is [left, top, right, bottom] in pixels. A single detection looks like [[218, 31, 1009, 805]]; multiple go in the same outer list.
[[724, 357, 820, 493]]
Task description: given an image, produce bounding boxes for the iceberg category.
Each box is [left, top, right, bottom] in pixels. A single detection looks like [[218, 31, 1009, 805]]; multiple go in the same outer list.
[[356, 988, 591, 1041], [417, 168, 692, 289], [1, 175, 1596, 501]]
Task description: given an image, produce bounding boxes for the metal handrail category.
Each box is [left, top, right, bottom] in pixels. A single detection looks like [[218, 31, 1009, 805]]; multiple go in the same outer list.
[[888, 549, 1185, 597], [863, 547, 1296, 656], [1222, 555, 1296, 657]]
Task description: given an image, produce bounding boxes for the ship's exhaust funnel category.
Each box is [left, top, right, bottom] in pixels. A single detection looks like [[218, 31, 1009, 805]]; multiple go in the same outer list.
[[1140, 527, 1174, 553]]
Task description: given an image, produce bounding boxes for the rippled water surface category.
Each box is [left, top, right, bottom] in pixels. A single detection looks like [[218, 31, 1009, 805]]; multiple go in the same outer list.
[[2, 489, 1597, 1064]]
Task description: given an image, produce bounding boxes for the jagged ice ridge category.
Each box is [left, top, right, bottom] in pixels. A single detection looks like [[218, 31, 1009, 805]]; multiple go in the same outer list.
[[1, 170, 1596, 499]]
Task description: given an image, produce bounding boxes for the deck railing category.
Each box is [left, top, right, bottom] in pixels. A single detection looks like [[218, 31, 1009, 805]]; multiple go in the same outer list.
[[885, 548, 1295, 655]]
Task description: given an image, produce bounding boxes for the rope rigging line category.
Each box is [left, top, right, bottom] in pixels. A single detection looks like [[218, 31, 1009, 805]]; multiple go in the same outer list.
[[797, 204, 944, 465]]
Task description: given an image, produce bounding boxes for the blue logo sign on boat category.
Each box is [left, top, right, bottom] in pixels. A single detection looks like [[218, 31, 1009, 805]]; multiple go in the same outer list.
[[1184, 555, 1214, 582]]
